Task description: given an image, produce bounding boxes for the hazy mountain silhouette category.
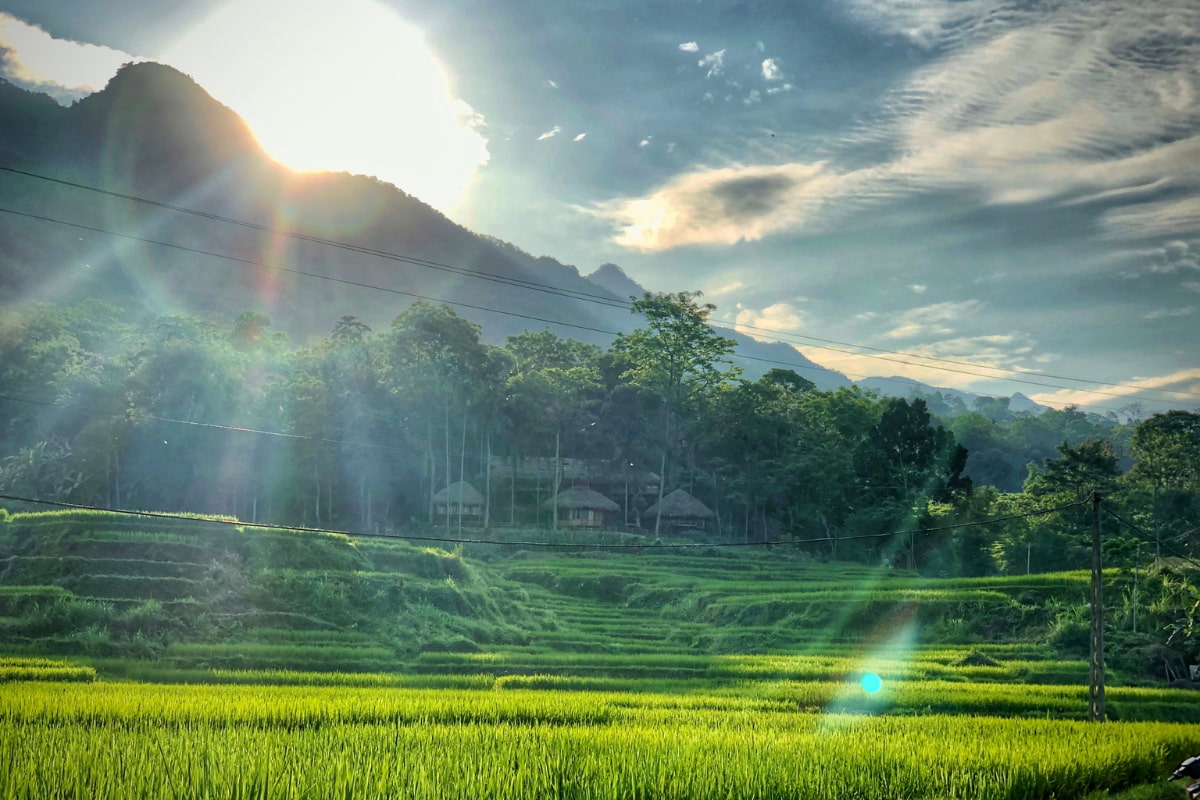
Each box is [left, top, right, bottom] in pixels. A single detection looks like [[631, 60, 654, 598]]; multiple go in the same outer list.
[[0, 62, 851, 387]]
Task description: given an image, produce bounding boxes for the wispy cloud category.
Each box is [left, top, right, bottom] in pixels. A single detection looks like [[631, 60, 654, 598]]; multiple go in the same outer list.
[[573, 132, 587, 142], [678, 41, 699, 52], [602, 0, 1200, 252], [884, 300, 982, 340], [708, 280, 744, 296], [1030, 367, 1200, 409], [735, 302, 804, 339], [799, 330, 1040, 390], [698, 49, 725, 78], [908, 284, 927, 294], [543, 79, 559, 89], [536, 126, 562, 141], [1144, 306, 1196, 320], [794, 335, 1034, 390], [594, 161, 847, 250], [0, 12, 139, 103]]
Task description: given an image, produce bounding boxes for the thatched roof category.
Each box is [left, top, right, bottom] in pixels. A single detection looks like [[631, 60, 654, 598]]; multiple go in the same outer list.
[[645, 488, 714, 520], [432, 481, 484, 505], [543, 486, 620, 512]]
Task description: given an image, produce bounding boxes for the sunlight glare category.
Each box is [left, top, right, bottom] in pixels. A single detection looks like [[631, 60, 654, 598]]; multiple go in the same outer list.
[[163, 0, 489, 212]]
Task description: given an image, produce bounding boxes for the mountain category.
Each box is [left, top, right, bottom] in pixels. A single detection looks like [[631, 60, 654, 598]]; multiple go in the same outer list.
[[1008, 392, 1047, 414], [855, 376, 1050, 417], [585, 263, 644, 301], [0, 62, 848, 389]]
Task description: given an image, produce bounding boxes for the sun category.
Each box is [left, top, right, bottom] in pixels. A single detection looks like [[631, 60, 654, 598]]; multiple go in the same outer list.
[[163, 0, 489, 212]]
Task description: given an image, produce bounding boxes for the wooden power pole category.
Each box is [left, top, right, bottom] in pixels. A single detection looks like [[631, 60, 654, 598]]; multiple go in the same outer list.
[[1089, 491, 1107, 722]]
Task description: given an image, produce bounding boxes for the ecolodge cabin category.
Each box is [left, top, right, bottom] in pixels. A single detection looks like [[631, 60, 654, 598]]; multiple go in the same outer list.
[[544, 486, 622, 528], [645, 488, 715, 532], [432, 481, 484, 525]]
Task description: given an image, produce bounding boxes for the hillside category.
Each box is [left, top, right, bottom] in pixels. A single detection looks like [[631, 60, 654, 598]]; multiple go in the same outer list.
[[0, 62, 850, 386], [3, 507, 1180, 691]]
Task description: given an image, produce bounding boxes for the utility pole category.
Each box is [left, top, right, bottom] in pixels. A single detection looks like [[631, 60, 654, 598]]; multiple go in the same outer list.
[[1089, 491, 1107, 722]]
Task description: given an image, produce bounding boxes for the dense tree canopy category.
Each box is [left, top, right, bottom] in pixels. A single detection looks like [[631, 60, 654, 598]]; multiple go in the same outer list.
[[0, 298, 1196, 581]]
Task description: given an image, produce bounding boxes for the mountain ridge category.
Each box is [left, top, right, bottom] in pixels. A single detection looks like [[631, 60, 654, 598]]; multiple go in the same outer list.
[[0, 60, 1052, 398]]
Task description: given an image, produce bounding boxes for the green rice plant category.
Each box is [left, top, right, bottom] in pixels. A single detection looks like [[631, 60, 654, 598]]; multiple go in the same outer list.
[[0, 682, 1196, 799], [0, 657, 95, 683]]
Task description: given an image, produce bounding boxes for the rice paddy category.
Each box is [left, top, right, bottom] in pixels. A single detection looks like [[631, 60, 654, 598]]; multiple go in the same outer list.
[[2, 510, 1199, 797], [0, 680, 1197, 799]]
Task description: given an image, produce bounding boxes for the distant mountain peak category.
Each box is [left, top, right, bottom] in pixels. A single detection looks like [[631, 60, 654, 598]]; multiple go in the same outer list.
[[584, 263, 646, 301]]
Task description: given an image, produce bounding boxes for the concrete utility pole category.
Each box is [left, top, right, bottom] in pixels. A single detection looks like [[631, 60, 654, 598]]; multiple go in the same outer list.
[[1089, 491, 1107, 722]]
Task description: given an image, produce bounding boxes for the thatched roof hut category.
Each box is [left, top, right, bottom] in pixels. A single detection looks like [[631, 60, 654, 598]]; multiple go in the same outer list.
[[544, 486, 621, 513], [646, 489, 714, 527], [543, 486, 621, 527], [432, 481, 485, 506], [432, 481, 485, 523]]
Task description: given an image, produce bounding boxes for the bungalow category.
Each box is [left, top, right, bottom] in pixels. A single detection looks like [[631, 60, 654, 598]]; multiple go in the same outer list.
[[645, 488, 715, 531], [543, 486, 622, 528], [431, 481, 484, 523]]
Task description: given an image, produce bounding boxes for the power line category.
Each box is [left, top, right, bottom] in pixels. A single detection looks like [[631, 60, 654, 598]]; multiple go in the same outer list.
[[0, 207, 619, 340], [3, 164, 1197, 405], [0, 494, 1088, 550], [0, 205, 1186, 414], [1101, 505, 1200, 571], [0, 393, 410, 454]]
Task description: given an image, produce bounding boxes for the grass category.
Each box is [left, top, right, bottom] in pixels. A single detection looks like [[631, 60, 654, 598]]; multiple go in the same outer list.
[[0, 682, 1196, 799]]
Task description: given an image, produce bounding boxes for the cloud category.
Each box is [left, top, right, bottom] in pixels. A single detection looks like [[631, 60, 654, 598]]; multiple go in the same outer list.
[[1030, 367, 1200, 410], [597, 0, 1200, 252], [743, 90, 761, 105], [1102, 198, 1200, 241], [639, 137, 651, 147], [755, 41, 766, 53], [908, 284, 927, 294], [708, 280, 744, 296], [884, 300, 983, 340], [761, 58, 782, 80], [678, 41, 699, 52], [1144, 306, 1196, 320], [543, 79, 559, 89], [843, 0, 997, 49], [594, 161, 847, 250], [735, 303, 805, 339], [573, 133, 587, 142], [870, 2, 1200, 224], [0, 12, 139, 102], [536, 126, 562, 141], [795, 331, 1040, 390], [698, 49, 726, 78]]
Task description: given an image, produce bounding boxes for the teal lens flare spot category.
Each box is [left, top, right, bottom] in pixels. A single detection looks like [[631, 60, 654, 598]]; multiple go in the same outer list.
[[860, 673, 883, 694]]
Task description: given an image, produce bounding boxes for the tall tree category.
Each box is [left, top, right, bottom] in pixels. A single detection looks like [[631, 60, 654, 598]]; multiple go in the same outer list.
[[613, 292, 739, 534]]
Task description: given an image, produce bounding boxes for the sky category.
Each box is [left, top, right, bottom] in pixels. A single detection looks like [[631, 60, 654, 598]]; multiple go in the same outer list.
[[1, 0, 1198, 415]]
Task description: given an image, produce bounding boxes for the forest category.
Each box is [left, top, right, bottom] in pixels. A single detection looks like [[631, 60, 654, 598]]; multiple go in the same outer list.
[[1, 291, 1197, 581]]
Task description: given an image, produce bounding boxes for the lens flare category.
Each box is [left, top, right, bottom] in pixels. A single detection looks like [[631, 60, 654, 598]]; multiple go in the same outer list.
[[860, 672, 883, 694]]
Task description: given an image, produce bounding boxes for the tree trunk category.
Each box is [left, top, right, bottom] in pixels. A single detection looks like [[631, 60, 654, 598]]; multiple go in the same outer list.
[[655, 409, 671, 537], [426, 421, 435, 524], [444, 394, 451, 535], [553, 426, 561, 531], [457, 405, 467, 535], [712, 464, 722, 536], [484, 431, 492, 528]]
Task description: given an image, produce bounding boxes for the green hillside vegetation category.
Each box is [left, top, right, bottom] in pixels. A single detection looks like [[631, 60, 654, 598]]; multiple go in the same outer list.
[[2, 507, 1197, 694]]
